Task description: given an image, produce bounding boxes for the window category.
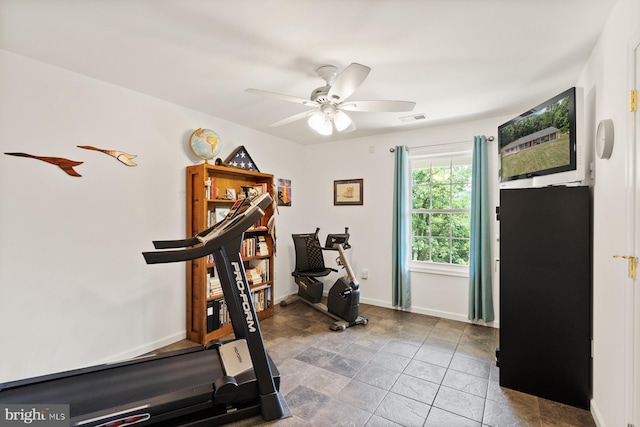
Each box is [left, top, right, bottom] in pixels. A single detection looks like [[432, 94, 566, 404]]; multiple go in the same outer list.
[[411, 154, 472, 274]]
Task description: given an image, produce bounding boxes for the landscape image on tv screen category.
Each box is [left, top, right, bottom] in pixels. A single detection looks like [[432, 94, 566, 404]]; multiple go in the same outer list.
[[499, 93, 571, 180]]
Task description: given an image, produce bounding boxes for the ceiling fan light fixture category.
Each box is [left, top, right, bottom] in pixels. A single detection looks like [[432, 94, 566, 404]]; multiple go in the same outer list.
[[308, 110, 333, 135], [307, 111, 324, 130], [333, 110, 352, 132], [317, 119, 333, 136]]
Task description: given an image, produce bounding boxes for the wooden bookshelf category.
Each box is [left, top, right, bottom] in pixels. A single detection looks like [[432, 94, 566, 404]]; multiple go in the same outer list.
[[186, 164, 275, 344]]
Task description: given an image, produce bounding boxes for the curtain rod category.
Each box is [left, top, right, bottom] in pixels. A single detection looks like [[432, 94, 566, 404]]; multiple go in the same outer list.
[[389, 136, 494, 152]]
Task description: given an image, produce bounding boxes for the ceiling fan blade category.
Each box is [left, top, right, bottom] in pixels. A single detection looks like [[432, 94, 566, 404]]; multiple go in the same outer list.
[[245, 88, 317, 107], [269, 110, 315, 127], [327, 63, 371, 103], [339, 100, 416, 112]]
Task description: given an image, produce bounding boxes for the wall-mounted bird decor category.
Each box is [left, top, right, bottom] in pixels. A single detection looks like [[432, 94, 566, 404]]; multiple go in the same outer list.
[[4, 152, 83, 177], [77, 145, 137, 166]]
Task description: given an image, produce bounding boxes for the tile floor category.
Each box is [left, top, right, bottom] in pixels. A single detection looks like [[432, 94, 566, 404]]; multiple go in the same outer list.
[[160, 303, 596, 427]]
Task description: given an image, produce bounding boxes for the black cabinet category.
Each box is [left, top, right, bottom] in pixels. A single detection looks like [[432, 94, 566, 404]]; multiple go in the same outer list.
[[499, 186, 591, 409]]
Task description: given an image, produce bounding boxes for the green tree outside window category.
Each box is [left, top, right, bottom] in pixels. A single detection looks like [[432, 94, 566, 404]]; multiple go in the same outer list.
[[411, 156, 472, 265]]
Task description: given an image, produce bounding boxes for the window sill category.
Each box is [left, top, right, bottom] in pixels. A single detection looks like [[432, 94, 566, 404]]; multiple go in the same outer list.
[[410, 261, 469, 278]]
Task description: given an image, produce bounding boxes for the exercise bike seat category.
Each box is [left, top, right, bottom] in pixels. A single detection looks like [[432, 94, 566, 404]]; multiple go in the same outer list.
[[291, 232, 337, 278]]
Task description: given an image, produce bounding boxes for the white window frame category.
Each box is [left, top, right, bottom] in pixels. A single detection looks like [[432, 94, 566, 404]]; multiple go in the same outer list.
[[409, 148, 472, 277]]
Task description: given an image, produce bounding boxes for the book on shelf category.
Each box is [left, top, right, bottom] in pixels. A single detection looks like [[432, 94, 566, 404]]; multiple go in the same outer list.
[[241, 237, 253, 257], [205, 177, 212, 199], [246, 268, 262, 285], [248, 259, 269, 282], [208, 266, 222, 297], [257, 236, 268, 256], [206, 297, 231, 333], [205, 177, 219, 200], [251, 285, 271, 312], [219, 299, 229, 327], [206, 299, 220, 332], [241, 236, 269, 258], [209, 278, 222, 297]]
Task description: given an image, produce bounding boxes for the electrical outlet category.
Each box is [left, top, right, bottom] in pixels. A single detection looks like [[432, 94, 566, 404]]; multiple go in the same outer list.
[[361, 269, 369, 279]]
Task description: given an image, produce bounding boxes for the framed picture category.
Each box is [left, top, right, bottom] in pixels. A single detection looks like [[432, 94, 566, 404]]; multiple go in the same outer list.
[[277, 178, 291, 207], [334, 179, 363, 206]]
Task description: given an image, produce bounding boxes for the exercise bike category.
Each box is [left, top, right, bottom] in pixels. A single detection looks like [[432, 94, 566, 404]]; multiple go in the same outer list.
[[280, 228, 368, 331]]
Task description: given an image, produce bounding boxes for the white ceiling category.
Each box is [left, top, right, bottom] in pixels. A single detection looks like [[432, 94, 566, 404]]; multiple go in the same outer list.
[[0, 0, 618, 145]]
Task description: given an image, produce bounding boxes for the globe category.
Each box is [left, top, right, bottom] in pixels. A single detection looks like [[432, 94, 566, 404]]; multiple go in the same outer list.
[[189, 128, 221, 162]]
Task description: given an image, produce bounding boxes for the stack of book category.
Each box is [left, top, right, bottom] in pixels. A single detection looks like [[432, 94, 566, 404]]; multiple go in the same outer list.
[[246, 268, 262, 285], [257, 236, 268, 256], [206, 271, 223, 297], [248, 259, 269, 282]]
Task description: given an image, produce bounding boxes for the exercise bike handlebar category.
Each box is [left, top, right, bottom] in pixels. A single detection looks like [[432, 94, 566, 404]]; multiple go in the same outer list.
[[315, 227, 358, 289], [323, 227, 351, 251], [336, 244, 359, 290]]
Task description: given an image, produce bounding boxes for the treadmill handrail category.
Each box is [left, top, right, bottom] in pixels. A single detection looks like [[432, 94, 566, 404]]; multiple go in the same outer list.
[[142, 193, 272, 264]]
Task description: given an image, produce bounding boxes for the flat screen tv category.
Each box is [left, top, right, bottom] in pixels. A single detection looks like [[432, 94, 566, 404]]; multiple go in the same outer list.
[[498, 87, 587, 188]]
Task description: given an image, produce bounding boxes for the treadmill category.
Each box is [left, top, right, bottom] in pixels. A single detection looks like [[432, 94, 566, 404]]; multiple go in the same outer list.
[[0, 193, 285, 427]]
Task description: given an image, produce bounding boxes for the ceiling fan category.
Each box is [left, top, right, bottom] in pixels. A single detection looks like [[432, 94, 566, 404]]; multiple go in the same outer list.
[[246, 63, 416, 136]]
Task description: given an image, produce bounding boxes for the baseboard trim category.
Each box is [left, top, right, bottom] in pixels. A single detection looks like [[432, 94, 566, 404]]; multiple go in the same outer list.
[[590, 399, 606, 427], [94, 331, 187, 365], [359, 296, 499, 328]]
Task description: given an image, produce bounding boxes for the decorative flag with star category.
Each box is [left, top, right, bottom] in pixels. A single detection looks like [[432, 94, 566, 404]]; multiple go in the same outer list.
[[223, 146, 260, 172]]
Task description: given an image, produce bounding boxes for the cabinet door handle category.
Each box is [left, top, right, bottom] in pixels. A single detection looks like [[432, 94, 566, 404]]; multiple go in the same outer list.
[[613, 255, 637, 279]]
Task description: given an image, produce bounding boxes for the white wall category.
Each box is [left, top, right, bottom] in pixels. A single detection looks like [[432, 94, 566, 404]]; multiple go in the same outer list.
[[300, 117, 510, 324], [575, 0, 640, 425], [0, 50, 305, 383]]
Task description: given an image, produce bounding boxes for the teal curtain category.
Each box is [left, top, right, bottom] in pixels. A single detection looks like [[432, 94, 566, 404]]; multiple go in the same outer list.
[[392, 145, 411, 308], [468, 136, 494, 322]]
